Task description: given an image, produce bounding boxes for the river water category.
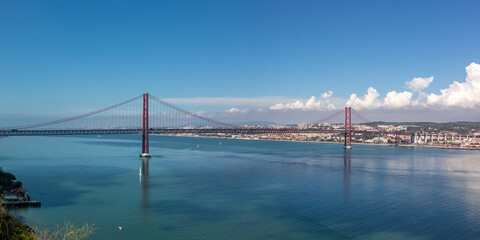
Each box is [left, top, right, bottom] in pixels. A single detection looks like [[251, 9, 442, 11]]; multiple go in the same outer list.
[[1, 135, 480, 239]]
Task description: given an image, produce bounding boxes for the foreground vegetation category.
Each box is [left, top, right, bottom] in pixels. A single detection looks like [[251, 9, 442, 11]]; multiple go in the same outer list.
[[35, 222, 95, 240], [0, 204, 35, 240], [1, 168, 95, 239], [0, 168, 22, 192], [1, 204, 95, 240]]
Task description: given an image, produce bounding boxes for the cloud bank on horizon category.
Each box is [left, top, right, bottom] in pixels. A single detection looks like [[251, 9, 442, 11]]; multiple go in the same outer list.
[[268, 62, 480, 111], [161, 62, 480, 123]]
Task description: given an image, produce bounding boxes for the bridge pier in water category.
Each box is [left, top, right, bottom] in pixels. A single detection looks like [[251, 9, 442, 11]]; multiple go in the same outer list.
[[140, 93, 152, 158]]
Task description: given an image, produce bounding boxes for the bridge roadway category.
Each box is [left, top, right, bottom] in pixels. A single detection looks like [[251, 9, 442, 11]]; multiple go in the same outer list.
[[0, 128, 411, 137]]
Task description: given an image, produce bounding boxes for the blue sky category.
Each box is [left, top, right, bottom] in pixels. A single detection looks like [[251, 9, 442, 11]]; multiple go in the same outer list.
[[1, 0, 480, 123]]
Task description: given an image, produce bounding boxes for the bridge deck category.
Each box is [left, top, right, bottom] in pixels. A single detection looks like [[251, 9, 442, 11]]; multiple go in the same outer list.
[[0, 128, 408, 136]]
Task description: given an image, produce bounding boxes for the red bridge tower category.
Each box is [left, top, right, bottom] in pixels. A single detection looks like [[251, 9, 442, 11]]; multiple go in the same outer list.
[[140, 93, 152, 158], [344, 107, 352, 149]]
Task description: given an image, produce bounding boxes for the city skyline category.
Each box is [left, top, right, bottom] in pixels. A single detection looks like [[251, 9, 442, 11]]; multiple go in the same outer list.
[[1, 1, 480, 123]]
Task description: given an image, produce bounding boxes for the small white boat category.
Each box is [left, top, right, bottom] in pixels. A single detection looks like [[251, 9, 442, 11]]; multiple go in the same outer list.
[[139, 167, 142, 176], [97, 135, 101, 138]]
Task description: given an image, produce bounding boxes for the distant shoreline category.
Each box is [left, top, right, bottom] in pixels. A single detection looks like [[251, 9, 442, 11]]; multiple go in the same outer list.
[[150, 134, 479, 150]]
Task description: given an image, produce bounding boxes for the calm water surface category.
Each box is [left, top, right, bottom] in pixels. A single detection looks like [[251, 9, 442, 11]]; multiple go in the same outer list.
[[1, 135, 480, 239]]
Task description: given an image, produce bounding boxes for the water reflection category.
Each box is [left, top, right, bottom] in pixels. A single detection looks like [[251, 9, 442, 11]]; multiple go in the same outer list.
[[343, 150, 351, 199], [141, 157, 149, 176], [140, 157, 150, 218], [7, 136, 480, 239]]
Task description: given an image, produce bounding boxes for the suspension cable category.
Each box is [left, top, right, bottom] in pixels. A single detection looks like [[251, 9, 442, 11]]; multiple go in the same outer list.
[[1, 94, 143, 130], [351, 109, 371, 123], [149, 95, 235, 127], [308, 109, 344, 125]]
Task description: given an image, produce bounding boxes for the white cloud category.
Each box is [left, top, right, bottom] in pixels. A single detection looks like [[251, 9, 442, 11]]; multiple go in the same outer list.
[[226, 108, 239, 113], [345, 63, 480, 110], [269, 103, 284, 110], [269, 92, 337, 110], [346, 87, 382, 109], [225, 107, 250, 113], [270, 100, 304, 110], [427, 62, 480, 108], [383, 91, 413, 108], [321, 91, 333, 99], [410, 91, 429, 107], [406, 77, 433, 91]]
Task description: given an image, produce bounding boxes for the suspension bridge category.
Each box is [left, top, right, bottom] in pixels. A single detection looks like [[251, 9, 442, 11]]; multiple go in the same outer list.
[[0, 93, 376, 157]]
